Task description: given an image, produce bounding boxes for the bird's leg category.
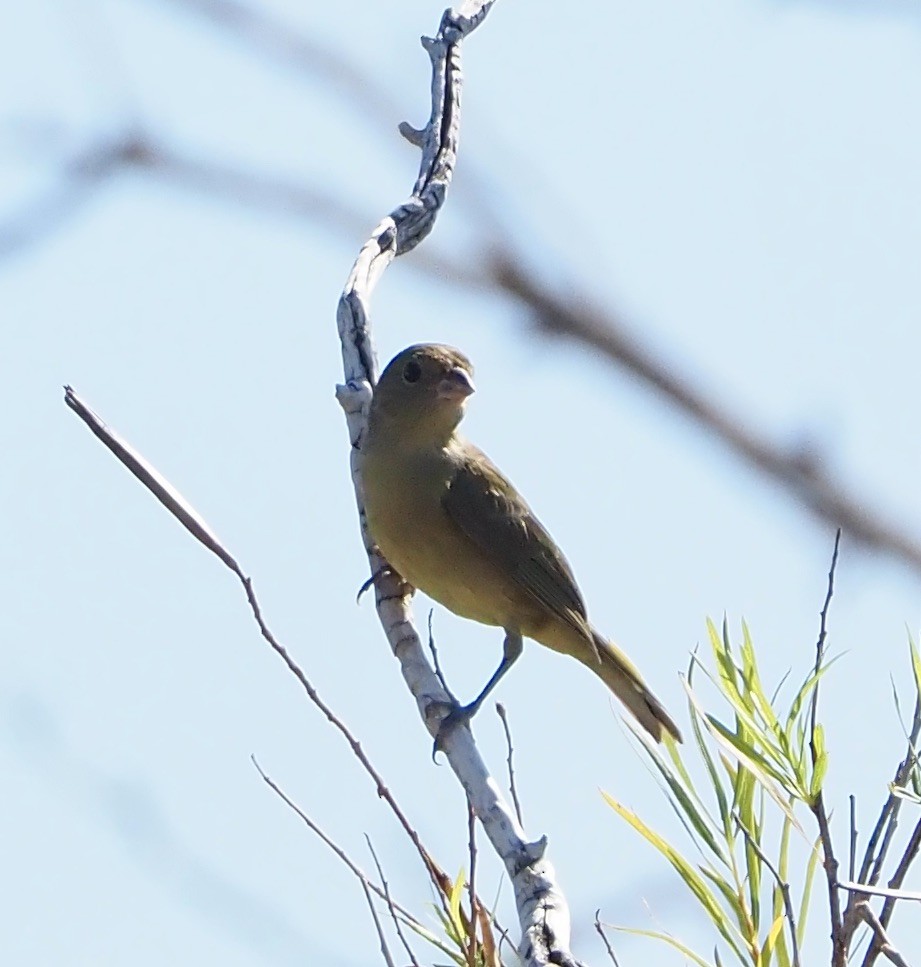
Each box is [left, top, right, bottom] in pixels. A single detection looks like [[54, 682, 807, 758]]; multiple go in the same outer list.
[[434, 631, 523, 753]]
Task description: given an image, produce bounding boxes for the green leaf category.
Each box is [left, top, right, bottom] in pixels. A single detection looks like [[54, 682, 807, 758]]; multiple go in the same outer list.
[[700, 865, 746, 926], [910, 636, 921, 700], [708, 617, 743, 706], [737, 807, 762, 935], [611, 926, 714, 967], [630, 722, 726, 862], [603, 793, 749, 963], [758, 913, 787, 967], [809, 724, 828, 802], [446, 869, 466, 944], [688, 683, 733, 840], [406, 912, 467, 965], [797, 834, 822, 947], [740, 621, 782, 740], [708, 714, 806, 808]]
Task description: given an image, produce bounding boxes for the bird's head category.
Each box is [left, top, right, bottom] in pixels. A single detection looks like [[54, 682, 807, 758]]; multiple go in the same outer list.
[[369, 344, 476, 446]]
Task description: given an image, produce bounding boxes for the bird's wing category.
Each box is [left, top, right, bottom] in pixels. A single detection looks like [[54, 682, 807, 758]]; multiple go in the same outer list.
[[442, 444, 590, 634]]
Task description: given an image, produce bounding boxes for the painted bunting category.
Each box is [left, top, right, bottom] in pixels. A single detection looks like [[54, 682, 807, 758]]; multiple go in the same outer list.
[[361, 344, 681, 743]]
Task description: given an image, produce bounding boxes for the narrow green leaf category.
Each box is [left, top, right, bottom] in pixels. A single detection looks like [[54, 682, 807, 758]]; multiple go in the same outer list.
[[758, 913, 787, 967], [738, 809, 762, 934], [740, 621, 782, 739], [910, 636, 921, 699], [688, 690, 733, 840], [797, 834, 823, 947], [603, 793, 749, 962], [611, 926, 714, 967], [700, 865, 746, 925], [785, 657, 842, 735], [686, 694, 803, 828], [708, 617, 744, 707], [630, 723, 726, 861], [709, 716, 796, 797], [809, 725, 827, 802], [448, 869, 466, 939], [770, 882, 791, 967], [402, 912, 461, 961]]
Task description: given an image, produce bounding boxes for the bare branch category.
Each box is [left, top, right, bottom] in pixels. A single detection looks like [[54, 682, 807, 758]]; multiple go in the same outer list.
[[252, 757, 418, 923], [467, 798, 479, 967], [810, 529, 841, 740], [593, 912, 622, 967], [334, 6, 583, 965], [839, 882, 921, 902], [12, 0, 920, 589], [0, 136, 132, 261], [359, 876, 397, 967], [490, 255, 921, 577], [843, 698, 921, 955], [875, 818, 921, 926], [366, 836, 422, 967], [496, 702, 524, 828], [856, 902, 911, 967], [64, 386, 454, 912], [859, 819, 921, 967], [805, 532, 843, 965], [64, 385, 240, 571], [850, 795, 858, 883]]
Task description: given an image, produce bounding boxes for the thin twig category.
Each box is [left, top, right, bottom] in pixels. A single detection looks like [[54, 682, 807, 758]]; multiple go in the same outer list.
[[734, 814, 802, 967], [810, 529, 841, 740], [856, 902, 911, 967], [850, 795, 858, 883], [593, 911, 622, 967], [359, 877, 397, 967], [877, 817, 921, 925], [333, 5, 584, 965], [64, 386, 452, 911], [860, 817, 921, 967], [844, 697, 921, 953], [806, 531, 844, 965], [495, 703, 524, 828], [427, 609, 453, 699], [838, 882, 921, 902], [252, 757, 427, 930], [366, 836, 422, 967], [863, 697, 921, 889], [467, 798, 479, 967]]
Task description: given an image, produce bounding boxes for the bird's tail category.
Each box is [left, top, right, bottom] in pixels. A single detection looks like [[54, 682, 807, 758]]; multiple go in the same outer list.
[[586, 631, 682, 743]]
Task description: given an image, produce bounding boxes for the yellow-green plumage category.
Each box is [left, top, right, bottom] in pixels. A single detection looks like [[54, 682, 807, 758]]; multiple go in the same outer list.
[[362, 344, 681, 743]]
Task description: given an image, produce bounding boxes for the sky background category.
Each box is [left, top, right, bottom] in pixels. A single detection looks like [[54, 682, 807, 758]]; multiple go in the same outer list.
[[3, 0, 921, 964]]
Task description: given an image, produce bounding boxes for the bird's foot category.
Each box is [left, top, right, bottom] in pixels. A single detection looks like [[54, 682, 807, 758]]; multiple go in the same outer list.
[[430, 700, 476, 760], [355, 565, 412, 604]]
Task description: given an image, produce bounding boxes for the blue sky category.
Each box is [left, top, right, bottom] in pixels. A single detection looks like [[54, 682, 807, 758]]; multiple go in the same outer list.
[[3, 1, 921, 964]]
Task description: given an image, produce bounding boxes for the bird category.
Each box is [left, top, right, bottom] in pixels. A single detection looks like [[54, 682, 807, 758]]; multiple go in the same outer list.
[[361, 343, 681, 743]]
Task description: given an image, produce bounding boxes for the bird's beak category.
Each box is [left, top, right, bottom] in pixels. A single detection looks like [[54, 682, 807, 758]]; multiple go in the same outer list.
[[437, 367, 476, 401]]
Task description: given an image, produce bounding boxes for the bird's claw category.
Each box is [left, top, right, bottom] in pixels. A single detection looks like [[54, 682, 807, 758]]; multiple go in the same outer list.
[[430, 700, 475, 760], [355, 565, 413, 604]]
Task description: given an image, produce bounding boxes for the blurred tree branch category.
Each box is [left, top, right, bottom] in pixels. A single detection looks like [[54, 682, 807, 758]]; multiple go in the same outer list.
[[8, 0, 921, 579]]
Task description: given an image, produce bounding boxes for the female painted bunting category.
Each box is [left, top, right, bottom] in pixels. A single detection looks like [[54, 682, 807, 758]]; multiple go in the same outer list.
[[362, 344, 681, 743]]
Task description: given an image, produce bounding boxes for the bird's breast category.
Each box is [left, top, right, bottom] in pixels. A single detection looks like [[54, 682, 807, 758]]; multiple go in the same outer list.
[[362, 446, 527, 629]]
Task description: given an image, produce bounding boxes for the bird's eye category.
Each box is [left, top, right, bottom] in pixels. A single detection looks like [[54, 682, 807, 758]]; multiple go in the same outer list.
[[402, 360, 422, 383]]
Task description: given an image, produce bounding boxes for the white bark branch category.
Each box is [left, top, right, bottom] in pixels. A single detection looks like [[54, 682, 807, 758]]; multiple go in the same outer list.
[[335, 5, 585, 965]]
